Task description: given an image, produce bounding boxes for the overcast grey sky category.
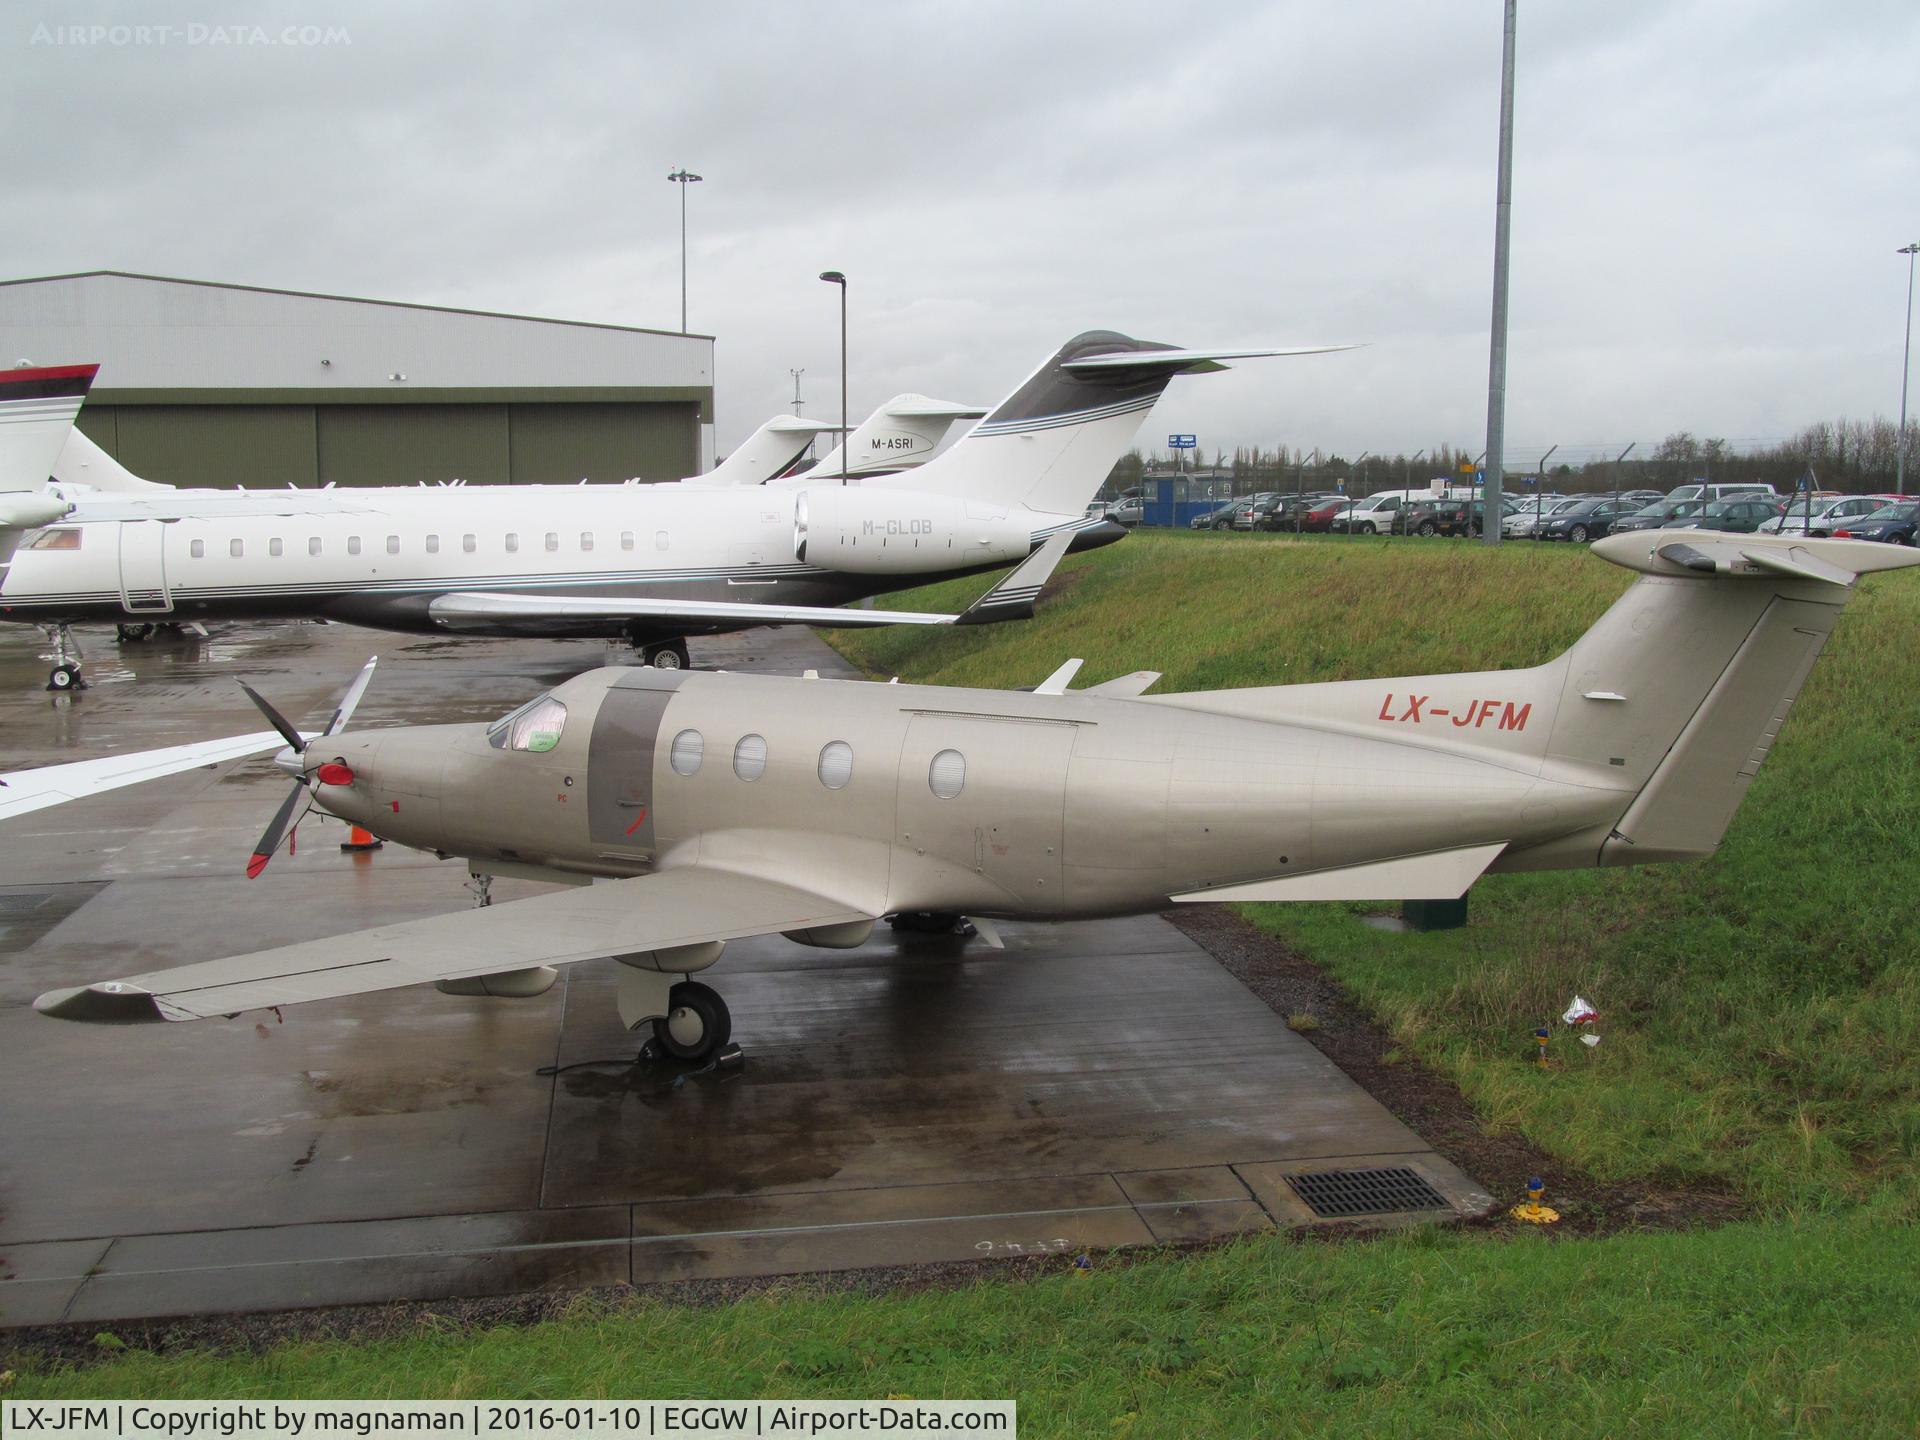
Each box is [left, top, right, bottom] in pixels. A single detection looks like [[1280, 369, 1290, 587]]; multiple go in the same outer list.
[[6, 1, 1918, 466]]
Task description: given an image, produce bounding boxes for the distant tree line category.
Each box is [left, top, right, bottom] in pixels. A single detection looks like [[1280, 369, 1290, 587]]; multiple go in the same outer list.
[[1105, 415, 1919, 499]]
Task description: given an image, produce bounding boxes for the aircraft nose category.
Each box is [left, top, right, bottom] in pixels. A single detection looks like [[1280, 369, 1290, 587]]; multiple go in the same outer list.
[[306, 735, 381, 821]]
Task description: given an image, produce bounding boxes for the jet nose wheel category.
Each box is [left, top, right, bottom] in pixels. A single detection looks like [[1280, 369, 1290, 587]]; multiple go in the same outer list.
[[651, 980, 731, 1062], [47, 662, 84, 692]]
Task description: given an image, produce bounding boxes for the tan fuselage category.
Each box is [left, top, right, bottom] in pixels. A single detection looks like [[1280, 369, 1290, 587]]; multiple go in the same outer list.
[[308, 666, 1633, 922]]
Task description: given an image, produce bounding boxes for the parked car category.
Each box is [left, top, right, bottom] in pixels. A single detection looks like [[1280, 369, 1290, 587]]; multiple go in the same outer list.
[[1403, 498, 1488, 537], [1659, 497, 1784, 533], [1108, 496, 1144, 526], [1249, 495, 1321, 531], [1189, 501, 1238, 531], [1083, 500, 1112, 520], [1332, 492, 1410, 534], [1665, 482, 1778, 503], [1833, 500, 1920, 545], [1762, 494, 1898, 537], [1610, 498, 1706, 534], [1536, 497, 1640, 543], [1300, 497, 1352, 533], [1502, 496, 1578, 538]]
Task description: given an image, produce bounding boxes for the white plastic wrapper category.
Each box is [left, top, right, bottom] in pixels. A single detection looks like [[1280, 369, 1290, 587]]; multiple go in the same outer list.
[[1580, 1033, 1601, 1048], [1562, 994, 1599, 1025]]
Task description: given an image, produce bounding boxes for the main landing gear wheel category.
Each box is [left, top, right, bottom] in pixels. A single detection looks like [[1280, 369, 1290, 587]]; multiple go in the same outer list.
[[47, 662, 83, 692], [652, 980, 731, 1063], [643, 640, 691, 670]]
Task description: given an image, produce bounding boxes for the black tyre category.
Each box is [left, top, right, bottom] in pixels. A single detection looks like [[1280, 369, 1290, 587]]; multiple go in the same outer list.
[[48, 663, 79, 691], [1570, 525, 1590, 544], [1417, 521, 1437, 537], [1360, 522, 1377, 535], [652, 980, 731, 1062], [646, 641, 690, 670]]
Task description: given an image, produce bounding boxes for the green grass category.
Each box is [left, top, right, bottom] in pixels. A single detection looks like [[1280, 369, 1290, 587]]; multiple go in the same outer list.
[[11, 530, 1919, 1431], [14, 1220, 1920, 1436], [833, 531, 1920, 1217]]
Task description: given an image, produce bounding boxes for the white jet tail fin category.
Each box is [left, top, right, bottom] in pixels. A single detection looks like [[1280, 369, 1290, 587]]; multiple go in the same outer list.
[[51, 425, 166, 493], [1, 363, 96, 497], [0, 363, 95, 552], [876, 332, 1349, 516], [698, 415, 837, 486], [804, 394, 988, 481]]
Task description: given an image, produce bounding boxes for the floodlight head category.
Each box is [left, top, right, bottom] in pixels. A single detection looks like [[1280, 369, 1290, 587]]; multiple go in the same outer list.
[[819, 270, 846, 286]]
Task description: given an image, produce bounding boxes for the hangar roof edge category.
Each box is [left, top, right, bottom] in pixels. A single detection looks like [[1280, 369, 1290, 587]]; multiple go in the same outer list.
[[0, 271, 714, 343]]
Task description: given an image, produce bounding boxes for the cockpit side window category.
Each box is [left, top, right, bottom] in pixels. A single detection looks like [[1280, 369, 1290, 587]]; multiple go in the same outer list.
[[487, 694, 568, 752]]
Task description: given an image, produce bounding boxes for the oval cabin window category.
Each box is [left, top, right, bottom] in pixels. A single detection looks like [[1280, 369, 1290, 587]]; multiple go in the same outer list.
[[669, 729, 703, 777], [733, 734, 768, 782], [817, 741, 853, 790], [928, 749, 966, 799]]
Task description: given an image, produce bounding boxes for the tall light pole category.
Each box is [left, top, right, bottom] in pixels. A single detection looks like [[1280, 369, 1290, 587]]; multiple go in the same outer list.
[[666, 167, 702, 333], [789, 368, 805, 417], [1482, 0, 1517, 545], [819, 271, 848, 484], [1899, 242, 1919, 496]]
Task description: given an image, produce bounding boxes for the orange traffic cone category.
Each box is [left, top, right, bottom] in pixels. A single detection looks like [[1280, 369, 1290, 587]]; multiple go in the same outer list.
[[340, 824, 383, 853]]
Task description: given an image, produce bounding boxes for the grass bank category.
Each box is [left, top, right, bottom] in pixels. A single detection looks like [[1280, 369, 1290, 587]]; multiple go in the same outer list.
[[13, 1220, 1920, 1435], [831, 530, 1920, 1217]]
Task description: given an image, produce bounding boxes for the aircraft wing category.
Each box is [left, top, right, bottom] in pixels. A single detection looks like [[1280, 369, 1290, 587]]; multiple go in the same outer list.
[[35, 866, 874, 1024], [0, 730, 301, 823], [427, 530, 1073, 631]]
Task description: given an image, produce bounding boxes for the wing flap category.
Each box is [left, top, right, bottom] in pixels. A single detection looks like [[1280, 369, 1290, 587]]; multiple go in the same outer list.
[[35, 867, 871, 1023], [1170, 842, 1507, 903]]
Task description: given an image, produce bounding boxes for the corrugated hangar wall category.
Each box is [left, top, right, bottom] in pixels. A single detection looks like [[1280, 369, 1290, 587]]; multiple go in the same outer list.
[[4, 272, 715, 488]]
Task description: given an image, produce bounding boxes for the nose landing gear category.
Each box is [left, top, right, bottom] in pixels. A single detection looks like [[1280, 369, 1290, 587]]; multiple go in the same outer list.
[[43, 626, 86, 691]]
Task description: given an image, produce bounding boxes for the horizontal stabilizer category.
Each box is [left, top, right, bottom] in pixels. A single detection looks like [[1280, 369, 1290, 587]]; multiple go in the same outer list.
[[1592, 530, 1920, 584], [1082, 670, 1162, 697], [1063, 344, 1356, 376], [1171, 842, 1506, 903]]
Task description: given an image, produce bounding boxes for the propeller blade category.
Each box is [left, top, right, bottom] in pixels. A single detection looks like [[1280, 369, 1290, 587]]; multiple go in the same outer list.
[[323, 655, 379, 738], [237, 681, 306, 755], [246, 780, 308, 879]]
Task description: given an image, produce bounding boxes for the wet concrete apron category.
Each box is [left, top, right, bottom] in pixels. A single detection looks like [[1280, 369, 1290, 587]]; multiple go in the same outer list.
[[0, 620, 1486, 1326]]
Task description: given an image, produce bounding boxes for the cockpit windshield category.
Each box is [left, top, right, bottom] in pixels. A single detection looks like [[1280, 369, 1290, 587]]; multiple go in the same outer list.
[[487, 694, 568, 753]]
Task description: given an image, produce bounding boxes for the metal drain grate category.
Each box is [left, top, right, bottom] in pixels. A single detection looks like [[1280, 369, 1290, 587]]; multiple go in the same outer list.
[[1286, 1166, 1451, 1218], [0, 891, 54, 918]]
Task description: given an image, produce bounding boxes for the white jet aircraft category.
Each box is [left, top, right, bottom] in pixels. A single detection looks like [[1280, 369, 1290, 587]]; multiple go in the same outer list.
[[0, 333, 1337, 686]]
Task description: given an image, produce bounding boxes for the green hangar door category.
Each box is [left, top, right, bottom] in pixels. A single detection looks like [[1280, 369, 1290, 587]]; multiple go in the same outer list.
[[317, 406, 511, 487]]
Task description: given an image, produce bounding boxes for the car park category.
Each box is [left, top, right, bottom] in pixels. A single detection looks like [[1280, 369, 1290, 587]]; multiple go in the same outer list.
[[1333, 492, 1409, 534], [1229, 492, 1282, 529], [1610, 498, 1706, 534], [1536, 497, 1641, 543], [1833, 500, 1920, 545], [1404, 498, 1473, 536], [1659, 497, 1785, 533], [1108, 496, 1145, 526]]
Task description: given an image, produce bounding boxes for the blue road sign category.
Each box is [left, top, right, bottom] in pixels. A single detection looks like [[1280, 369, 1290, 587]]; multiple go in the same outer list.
[[1168, 433, 1197, 449], [1473, 466, 1486, 485]]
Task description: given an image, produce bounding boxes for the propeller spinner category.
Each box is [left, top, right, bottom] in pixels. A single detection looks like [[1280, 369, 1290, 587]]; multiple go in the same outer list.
[[237, 656, 377, 878]]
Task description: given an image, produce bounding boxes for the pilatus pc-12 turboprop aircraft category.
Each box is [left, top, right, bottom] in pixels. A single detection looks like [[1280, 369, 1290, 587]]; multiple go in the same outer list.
[[39, 532, 1916, 1064], [1, 334, 1333, 687]]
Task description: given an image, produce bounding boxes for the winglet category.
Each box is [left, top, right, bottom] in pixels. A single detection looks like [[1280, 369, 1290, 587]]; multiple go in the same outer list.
[[954, 530, 1073, 626]]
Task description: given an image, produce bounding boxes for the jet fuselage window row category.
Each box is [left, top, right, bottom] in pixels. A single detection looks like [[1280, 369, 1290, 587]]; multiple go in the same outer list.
[[180, 531, 650, 560], [667, 729, 956, 797]]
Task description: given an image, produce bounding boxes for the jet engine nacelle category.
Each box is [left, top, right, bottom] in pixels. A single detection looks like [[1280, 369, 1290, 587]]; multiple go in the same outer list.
[[795, 487, 1030, 574]]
